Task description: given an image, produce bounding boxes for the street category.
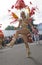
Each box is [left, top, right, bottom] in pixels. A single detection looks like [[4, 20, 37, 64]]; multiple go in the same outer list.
[[0, 41, 42, 65]]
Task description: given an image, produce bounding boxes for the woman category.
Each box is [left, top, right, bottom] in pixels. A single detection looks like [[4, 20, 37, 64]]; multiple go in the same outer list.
[[7, 11, 33, 57]]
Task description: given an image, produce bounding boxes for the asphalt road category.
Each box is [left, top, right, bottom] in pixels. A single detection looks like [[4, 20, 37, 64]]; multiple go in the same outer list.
[[0, 41, 42, 65]]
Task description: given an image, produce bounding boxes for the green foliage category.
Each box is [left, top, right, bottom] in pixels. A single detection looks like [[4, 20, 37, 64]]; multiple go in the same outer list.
[[5, 25, 14, 30]]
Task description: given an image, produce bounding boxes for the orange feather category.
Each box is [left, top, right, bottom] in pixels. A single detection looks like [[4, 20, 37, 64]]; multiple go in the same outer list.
[[11, 12, 18, 19]]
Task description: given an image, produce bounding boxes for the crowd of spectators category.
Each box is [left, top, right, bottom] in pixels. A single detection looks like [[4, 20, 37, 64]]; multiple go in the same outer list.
[[0, 29, 42, 48], [1, 36, 23, 47], [2, 36, 12, 47]]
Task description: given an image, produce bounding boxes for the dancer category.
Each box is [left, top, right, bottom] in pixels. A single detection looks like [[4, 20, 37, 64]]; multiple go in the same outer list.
[[7, 11, 34, 57]]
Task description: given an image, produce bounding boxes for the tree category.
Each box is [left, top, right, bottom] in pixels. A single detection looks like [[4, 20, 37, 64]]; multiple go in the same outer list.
[[5, 25, 14, 30]]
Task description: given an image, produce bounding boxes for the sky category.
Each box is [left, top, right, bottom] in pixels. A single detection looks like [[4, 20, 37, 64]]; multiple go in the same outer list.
[[0, 0, 42, 30]]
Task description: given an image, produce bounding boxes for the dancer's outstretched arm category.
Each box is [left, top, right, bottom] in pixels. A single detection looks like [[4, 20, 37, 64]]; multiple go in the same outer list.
[[14, 19, 22, 30]]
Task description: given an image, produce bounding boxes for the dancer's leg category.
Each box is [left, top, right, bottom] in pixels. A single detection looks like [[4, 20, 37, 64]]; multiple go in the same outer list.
[[22, 34, 31, 57], [6, 29, 28, 47], [6, 31, 19, 47]]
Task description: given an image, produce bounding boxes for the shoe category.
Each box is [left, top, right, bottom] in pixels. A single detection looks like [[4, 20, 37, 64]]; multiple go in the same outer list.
[[6, 44, 13, 48], [6, 44, 10, 47], [28, 51, 31, 58]]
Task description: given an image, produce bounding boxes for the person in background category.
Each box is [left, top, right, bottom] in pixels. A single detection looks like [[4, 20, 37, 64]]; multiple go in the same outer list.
[[0, 30, 4, 48], [32, 26, 40, 44]]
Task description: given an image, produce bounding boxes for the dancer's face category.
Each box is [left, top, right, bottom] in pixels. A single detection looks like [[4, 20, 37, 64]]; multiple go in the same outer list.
[[20, 11, 26, 19]]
